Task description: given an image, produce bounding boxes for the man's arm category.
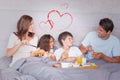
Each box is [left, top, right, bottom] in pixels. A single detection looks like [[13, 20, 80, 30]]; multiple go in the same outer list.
[[102, 54, 120, 63], [92, 52, 120, 63]]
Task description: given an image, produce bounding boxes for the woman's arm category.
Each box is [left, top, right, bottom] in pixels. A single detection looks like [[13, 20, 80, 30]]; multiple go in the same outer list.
[[6, 41, 22, 57], [6, 39, 29, 57]]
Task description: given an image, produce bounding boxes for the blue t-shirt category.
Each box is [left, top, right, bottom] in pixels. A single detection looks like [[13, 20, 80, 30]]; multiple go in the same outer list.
[[82, 31, 120, 60]]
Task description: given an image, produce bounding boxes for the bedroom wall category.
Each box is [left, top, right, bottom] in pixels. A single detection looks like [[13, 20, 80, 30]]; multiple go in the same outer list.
[[0, 0, 120, 57]]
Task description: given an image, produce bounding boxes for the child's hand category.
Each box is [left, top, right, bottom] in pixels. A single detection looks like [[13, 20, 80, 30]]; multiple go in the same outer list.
[[48, 52, 53, 57], [60, 52, 68, 61], [48, 52, 56, 61]]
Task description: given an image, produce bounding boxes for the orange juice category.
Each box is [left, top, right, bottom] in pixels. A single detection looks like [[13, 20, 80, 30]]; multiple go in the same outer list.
[[76, 57, 82, 65]]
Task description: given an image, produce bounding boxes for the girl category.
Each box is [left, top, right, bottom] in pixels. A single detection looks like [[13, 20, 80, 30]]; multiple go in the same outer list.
[[32, 34, 56, 61]]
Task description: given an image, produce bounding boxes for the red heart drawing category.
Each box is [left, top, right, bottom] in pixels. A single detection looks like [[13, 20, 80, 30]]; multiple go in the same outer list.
[[39, 20, 53, 31], [39, 10, 73, 31]]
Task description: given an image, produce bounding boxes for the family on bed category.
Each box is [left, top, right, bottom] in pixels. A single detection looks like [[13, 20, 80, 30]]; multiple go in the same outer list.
[[6, 15, 120, 67]]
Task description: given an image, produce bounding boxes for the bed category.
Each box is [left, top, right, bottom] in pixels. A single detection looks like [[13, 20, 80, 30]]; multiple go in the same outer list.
[[0, 56, 120, 80]]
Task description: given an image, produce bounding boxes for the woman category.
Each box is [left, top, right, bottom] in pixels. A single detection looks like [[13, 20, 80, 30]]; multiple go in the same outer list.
[[32, 34, 56, 61], [6, 15, 38, 67], [54, 31, 82, 62]]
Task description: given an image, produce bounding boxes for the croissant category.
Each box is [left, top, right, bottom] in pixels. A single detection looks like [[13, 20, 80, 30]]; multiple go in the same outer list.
[[34, 49, 45, 55]]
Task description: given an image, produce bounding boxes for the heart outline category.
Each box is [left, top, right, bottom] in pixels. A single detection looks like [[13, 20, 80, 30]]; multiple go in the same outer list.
[[39, 10, 73, 31]]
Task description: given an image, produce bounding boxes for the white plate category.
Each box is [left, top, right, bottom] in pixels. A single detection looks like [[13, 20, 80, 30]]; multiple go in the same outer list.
[[61, 62, 72, 68]]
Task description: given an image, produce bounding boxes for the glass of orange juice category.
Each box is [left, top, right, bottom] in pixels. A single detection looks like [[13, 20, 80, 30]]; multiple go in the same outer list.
[[76, 57, 82, 65]]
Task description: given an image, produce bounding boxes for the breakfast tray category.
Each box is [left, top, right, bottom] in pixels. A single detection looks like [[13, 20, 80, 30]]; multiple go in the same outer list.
[[53, 63, 99, 69], [80, 64, 99, 69]]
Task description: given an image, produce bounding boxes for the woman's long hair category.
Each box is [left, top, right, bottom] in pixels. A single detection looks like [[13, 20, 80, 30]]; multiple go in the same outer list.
[[14, 15, 33, 40]]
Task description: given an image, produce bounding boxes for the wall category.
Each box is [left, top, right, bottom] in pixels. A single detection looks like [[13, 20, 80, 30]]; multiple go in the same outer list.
[[0, 0, 120, 57]]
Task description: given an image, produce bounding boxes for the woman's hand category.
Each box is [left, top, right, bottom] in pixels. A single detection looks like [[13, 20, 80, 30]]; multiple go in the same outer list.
[[21, 39, 29, 45]]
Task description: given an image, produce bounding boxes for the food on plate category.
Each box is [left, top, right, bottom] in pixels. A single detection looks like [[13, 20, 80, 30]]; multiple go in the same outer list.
[[91, 63, 97, 66], [34, 49, 45, 56]]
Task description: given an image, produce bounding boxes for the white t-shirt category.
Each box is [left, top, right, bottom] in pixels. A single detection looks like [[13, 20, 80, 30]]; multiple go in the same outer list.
[[7, 33, 38, 67], [54, 46, 82, 61]]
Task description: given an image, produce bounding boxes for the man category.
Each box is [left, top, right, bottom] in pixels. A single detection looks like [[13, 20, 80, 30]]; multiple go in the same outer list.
[[80, 18, 120, 63]]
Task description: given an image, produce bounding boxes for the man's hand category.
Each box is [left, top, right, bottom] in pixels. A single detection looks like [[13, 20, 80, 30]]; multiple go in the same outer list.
[[92, 52, 104, 59]]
